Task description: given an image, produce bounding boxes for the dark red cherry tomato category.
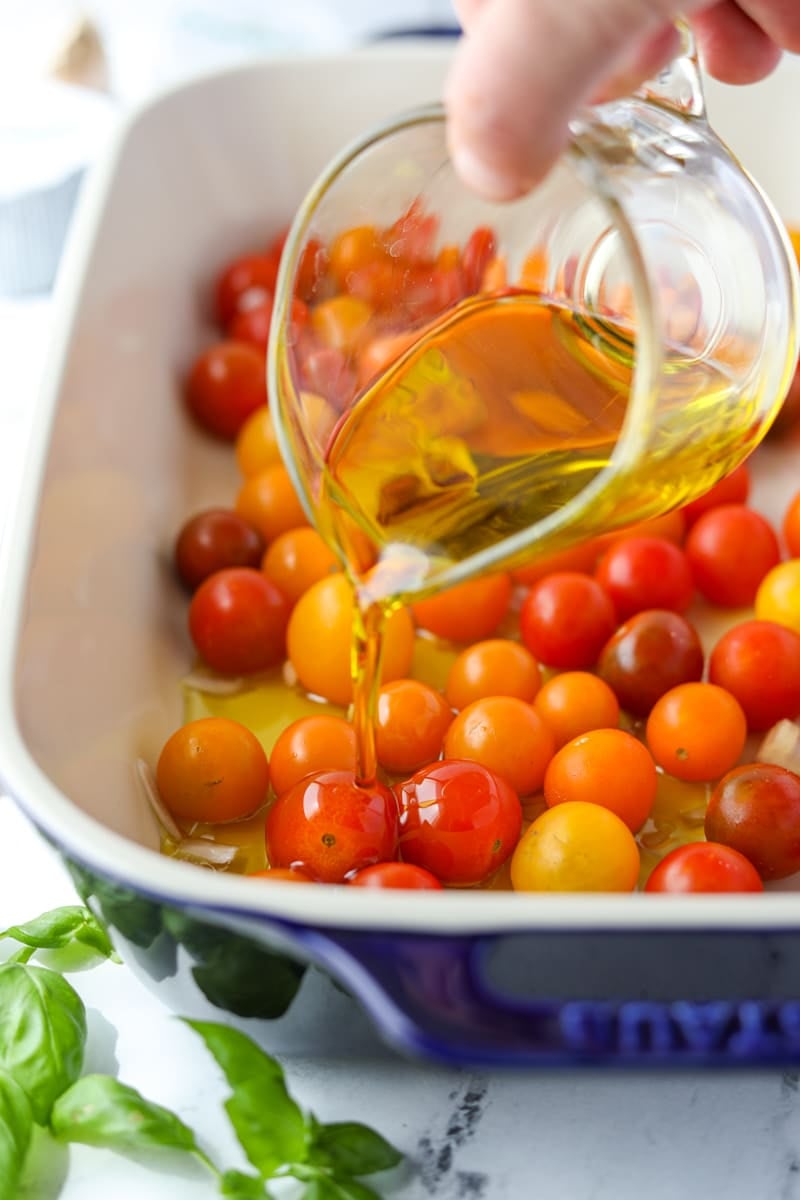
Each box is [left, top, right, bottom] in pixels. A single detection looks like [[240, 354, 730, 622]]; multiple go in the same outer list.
[[705, 762, 800, 880], [185, 341, 267, 440], [395, 759, 522, 885], [597, 609, 704, 716], [645, 842, 763, 893], [265, 770, 398, 883], [347, 862, 443, 890], [174, 508, 264, 591], [188, 567, 290, 674]]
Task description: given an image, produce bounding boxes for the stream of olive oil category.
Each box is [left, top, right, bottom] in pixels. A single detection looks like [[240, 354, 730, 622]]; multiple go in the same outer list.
[[317, 291, 747, 784]]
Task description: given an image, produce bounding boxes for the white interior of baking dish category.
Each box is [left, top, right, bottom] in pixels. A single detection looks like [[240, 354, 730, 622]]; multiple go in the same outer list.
[[2, 45, 800, 931]]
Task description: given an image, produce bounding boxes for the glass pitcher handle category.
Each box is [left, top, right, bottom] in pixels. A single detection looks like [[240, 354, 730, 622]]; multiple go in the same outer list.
[[637, 20, 706, 118]]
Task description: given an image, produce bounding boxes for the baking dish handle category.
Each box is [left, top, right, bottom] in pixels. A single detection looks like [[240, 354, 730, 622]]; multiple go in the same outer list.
[[277, 923, 800, 1066]]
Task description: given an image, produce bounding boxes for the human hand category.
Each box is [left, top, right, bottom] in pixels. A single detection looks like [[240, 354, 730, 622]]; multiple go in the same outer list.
[[445, 0, 800, 199]]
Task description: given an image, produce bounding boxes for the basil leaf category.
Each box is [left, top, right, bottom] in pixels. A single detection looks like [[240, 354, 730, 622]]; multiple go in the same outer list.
[[220, 1168, 274, 1197], [0, 905, 116, 961], [51, 1074, 200, 1157], [308, 1120, 402, 1178], [0, 963, 86, 1123], [0, 1068, 33, 1200], [301, 1177, 380, 1200], [184, 1021, 307, 1177]]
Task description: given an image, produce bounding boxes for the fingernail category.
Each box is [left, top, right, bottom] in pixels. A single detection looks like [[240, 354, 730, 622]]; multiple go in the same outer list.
[[450, 142, 530, 203]]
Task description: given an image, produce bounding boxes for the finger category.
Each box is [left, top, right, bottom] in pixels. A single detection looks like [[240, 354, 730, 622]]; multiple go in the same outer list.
[[692, 1, 782, 83], [593, 22, 681, 103], [737, 0, 800, 53], [452, 0, 487, 29], [444, 0, 682, 201]]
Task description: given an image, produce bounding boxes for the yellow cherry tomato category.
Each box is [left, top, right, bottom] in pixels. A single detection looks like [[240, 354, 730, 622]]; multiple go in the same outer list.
[[510, 801, 640, 892], [755, 560, 800, 635]]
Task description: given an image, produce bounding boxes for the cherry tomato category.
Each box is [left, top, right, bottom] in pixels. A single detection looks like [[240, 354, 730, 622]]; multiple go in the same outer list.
[[444, 696, 555, 796], [645, 682, 747, 782], [511, 539, 604, 586], [681, 463, 750, 525], [445, 639, 541, 710], [644, 843, 763, 893], [185, 342, 267, 440], [249, 867, 314, 882], [266, 770, 398, 883], [347, 862, 443, 890], [596, 609, 704, 716], [235, 464, 309, 543], [461, 226, 497, 293], [188, 567, 290, 675], [375, 679, 453, 775], [295, 237, 329, 302], [783, 491, 800, 557], [519, 572, 616, 669], [755, 560, 800, 635], [156, 717, 269, 822], [705, 762, 800, 880], [261, 527, 338, 606], [381, 200, 439, 263], [412, 574, 513, 643], [685, 504, 781, 607], [708, 620, 800, 731], [268, 715, 357, 798], [396, 759, 522, 886], [328, 225, 387, 288], [228, 297, 274, 352], [287, 573, 415, 707], [235, 406, 282, 477], [215, 253, 279, 326], [533, 672, 620, 749], [174, 508, 265, 591], [770, 366, 800, 438], [510, 802, 640, 892], [311, 295, 373, 354], [595, 536, 694, 619], [543, 728, 657, 832]]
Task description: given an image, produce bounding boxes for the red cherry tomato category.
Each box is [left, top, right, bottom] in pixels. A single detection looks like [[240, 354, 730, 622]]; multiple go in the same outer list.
[[265, 770, 398, 883], [595, 536, 694, 619], [597, 609, 704, 716], [708, 620, 800, 731], [174, 508, 264, 591], [681, 463, 750, 525], [519, 572, 616, 669], [347, 862, 443, 890], [185, 342, 267, 440], [705, 763, 800, 880], [396, 759, 522, 885], [461, 226, 497, 293], [685, 504, 781, 607], [783, 491, 800, 558], [215, 253, 279, 326], [644, 843, 763, 893], [188, 567, 290, 675]]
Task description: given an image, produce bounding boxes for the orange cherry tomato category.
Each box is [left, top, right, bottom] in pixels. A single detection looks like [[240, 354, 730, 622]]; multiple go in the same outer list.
[[412, 573, 513, 643], [250, 867, 314, 883], [157, 717, 269, 823], [266, 769, 398, 883], [374, 679, 453, 775], [235, 406, 282, 477], [510, 802, 640, 892], [646, 682, 747, 783], [328, 225, 387, 288], [310, 295, 373, 354], [235, 464, 309, 543], [287, 573, 415, 707], [543, 728, 657, 832], [269, 715, 357, 797], [445, 639, 542, 710], [261, 527, 338, 606], [444, 696, 555, 796], [533, 672, 620, 749]]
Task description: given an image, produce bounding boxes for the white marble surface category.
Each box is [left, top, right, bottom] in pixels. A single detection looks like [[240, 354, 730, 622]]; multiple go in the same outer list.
[[3, 5, 800, 1198]]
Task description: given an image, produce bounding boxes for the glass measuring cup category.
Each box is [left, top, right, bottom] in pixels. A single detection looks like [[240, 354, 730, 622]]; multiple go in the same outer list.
[[269, 33, 800, 607]]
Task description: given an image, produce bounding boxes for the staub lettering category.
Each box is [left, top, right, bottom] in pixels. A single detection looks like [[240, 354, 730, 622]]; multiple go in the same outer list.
[[559, 1001, 800, 1057]]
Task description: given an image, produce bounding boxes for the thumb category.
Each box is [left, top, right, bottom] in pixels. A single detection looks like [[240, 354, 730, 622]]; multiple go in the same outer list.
[[444, 0, 682, 200]]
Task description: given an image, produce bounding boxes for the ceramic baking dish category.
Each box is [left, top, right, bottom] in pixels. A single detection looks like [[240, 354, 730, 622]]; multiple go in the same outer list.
[[2, 44, 800, 1067]]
